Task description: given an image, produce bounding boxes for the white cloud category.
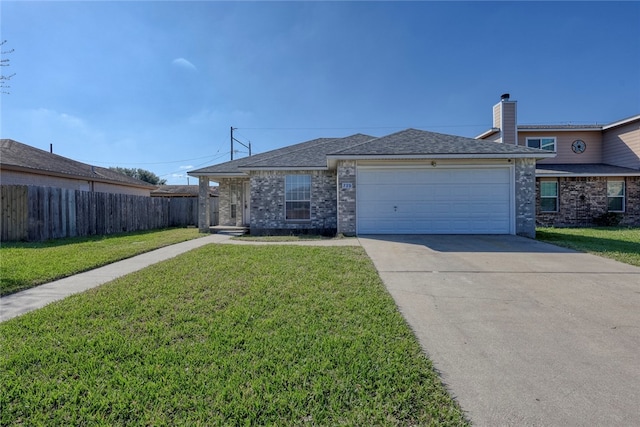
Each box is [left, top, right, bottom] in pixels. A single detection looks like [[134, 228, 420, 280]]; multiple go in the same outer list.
[[179, 165, 194, 170], [172, 58, 197, 71]]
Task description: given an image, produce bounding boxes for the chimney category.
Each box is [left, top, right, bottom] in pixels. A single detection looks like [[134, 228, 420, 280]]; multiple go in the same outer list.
[[50, 143, 53, 153], [492, 94, 517, 145]]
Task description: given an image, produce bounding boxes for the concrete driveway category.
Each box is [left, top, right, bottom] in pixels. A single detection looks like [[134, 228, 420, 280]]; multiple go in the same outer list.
[[358, 235, 640, 427]]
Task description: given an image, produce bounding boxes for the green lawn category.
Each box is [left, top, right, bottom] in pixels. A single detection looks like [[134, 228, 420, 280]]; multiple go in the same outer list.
[[0, 245, 468, 426], [536, 227, 640, 266], [0, 228, 202, 296]]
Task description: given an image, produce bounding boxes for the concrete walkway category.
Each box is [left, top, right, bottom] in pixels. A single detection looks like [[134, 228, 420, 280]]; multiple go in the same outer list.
[[358, 234, 640, 427], [0, 234, 361, 322], [1, 234, 228, 322]]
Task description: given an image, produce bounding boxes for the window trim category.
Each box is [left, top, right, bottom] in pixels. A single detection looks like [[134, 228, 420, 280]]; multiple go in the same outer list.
[[539, 180, 558, 212], [526, 137, 556, 152], [607, 180, 625, 213], [285, 174, 311, 221]]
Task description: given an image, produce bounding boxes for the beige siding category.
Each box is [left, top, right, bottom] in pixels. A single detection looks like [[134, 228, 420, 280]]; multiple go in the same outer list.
[[94, 182, 151, 196], [501, 101, 517, 145], [0, 170, 92, 190], [493, 103, 501, 129], [0, 170, 150, 196], [602, 121, 640, 169], [518, 131, 603, 164]]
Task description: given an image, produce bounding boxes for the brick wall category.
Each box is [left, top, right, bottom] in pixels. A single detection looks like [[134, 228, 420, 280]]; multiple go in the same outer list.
[[337, 160, 357, 236], [536, 176, 640, 227], [247, 170, 337, 235], [515, 158, 536, 238]]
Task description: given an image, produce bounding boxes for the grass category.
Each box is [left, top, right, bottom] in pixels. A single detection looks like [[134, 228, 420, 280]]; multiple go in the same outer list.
[[0, 245, 468, 426], [232, 234, 350, 242], [0, 228, 202, 296], [536, 227, 640, 266]]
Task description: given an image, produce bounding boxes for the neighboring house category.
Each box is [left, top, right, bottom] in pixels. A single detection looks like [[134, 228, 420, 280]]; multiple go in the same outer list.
[[189, 127, 553, 238], [477, 95, 640, 226], [151, 185, 218, 198], [0, 139, 155, 196]]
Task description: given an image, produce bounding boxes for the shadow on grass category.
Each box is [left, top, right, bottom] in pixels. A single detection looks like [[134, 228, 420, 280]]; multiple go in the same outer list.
[[1, 228, 180, 250]]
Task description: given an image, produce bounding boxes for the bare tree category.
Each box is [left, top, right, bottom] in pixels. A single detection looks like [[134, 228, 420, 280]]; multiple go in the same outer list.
[[1, 40, 15, 95]]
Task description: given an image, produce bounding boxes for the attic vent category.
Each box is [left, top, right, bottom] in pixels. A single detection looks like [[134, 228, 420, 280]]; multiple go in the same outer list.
[[501, 93, 510, 101]]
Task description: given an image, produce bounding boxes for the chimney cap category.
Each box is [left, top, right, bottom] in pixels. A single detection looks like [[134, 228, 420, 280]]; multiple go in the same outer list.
[[500, 93, 510, 101]]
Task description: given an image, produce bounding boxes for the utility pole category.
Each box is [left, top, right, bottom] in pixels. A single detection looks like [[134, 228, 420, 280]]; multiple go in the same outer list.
[[230, 126, 235, 160], [230, 126, 252, 161]]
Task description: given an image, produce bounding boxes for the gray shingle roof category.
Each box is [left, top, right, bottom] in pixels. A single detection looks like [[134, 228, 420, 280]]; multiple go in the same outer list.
[[151, 185, 218, 197], [330, 128, 550, 156], [536, 163, 640, 176], [189, 128, 552, 178], [239, 134, 374, 168], [189, 134, 374, 174], [1, 139, 156, 188]]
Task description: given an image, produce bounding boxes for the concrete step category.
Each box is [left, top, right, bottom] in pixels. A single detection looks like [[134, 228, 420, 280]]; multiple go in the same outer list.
[[210, 226, 249, 236]]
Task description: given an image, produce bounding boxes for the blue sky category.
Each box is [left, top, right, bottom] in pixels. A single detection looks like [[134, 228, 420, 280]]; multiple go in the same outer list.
[[1, 1, 639, 185]]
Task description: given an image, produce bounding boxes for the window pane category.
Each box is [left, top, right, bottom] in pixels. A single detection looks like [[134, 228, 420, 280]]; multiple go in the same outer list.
[[607, 181, 624, 197], [527, 139, 540, 149], [540, 182, 557, 197], [540, 198, 557, 212], [608, 197, 623, 212], [285, 175, 311, 202], [541, 138, 555, 151], [286, 201, 310, 220]]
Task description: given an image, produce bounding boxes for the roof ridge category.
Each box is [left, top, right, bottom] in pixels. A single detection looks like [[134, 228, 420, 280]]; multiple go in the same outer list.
[[241, 133, 375, 167]]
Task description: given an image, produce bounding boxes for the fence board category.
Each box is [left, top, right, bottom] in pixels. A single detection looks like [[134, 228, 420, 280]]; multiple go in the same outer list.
[[0, 185, 218, 242]]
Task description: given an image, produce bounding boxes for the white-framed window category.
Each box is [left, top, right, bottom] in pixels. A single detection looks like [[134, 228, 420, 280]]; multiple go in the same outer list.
[[607, 180, 625, 212], [540, 181, 558, 212], [285, 175, 311, 220], [527, 137, 556, 152], [230, 182, 241, 219]]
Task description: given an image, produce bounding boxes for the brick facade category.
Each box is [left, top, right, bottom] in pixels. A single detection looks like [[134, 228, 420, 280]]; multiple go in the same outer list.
[[515, 158, 537, 238], [536, 176, 640, 227], [217, 159, 542, 237], [241, 170, 338, 235], [337, 160, 357, 236]]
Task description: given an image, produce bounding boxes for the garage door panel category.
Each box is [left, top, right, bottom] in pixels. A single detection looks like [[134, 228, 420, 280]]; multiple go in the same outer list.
[[357, 167, 512, 234]]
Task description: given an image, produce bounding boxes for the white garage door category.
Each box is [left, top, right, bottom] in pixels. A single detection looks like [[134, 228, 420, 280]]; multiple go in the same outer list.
[[357, 166, 512, 234]]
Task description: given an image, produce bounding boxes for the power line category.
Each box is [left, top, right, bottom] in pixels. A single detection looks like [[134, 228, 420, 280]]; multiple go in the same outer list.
[[236, 124, 488, 131], [77, 153, 224, 166]]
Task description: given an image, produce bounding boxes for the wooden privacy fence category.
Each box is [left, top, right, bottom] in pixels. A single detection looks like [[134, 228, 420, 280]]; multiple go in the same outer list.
[[1, 185, 218, 242]]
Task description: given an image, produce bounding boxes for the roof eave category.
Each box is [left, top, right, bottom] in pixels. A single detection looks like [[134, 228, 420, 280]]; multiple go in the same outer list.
[[1, 164, 155, 189], [327, 153, 555, 168], [518, 127, 603, 132], [237, 166, 328, 172], [187, 171, 247, 178], [475, 128, 500, 139], [537, 171, 640, 177], [602, 114, 640, 130]]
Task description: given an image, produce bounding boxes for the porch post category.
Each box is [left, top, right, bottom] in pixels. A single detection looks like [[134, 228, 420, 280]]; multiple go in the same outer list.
[[198, 176, 211, 233]]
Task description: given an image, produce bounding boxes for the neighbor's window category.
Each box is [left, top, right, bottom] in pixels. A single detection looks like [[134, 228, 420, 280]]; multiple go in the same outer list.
[[285, 175, 311, 220], [607, 180, 625, 212], [527, 137, 556, 152], [540, 181, 558, 212]]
